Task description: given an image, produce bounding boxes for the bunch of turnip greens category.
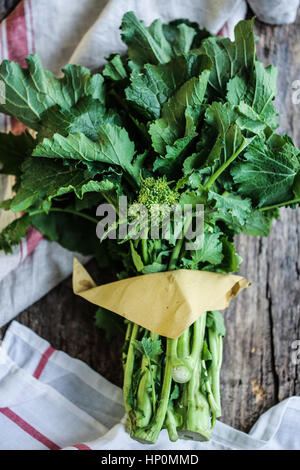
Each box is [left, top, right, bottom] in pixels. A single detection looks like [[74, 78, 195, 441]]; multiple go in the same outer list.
[[0, 12, 299, 443]]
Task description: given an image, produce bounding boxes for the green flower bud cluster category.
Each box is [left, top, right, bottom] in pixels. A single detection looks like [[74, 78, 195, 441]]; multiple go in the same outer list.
[[137, 177, 179, 213]]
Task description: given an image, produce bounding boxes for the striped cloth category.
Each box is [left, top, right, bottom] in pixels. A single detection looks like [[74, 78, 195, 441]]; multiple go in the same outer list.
[[1, 321, 300, 450], [0, 321, 124, 450]]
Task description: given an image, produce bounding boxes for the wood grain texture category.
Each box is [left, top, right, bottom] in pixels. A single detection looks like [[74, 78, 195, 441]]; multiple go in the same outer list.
[[0, 5, 299, 433], [220, 12, 300, 430], [0, 0, 20, 21]]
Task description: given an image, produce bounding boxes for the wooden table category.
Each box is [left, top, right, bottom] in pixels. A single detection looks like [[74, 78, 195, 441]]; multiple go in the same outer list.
[[1, 1, 300, 433]]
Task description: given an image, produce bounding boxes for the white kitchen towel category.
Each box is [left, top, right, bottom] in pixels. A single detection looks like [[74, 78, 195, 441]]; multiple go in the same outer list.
[[1, 0, 298, 327], [0, 321, 299, 450]]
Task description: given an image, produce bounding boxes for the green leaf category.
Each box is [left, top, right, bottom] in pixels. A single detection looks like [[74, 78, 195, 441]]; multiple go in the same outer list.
[[133, 337, 163, 360], [201, 341, 212, 361], [293, 171, 300, 198], [200, 18, 255, 97], [226, 76, 247, 106], [0, 54, 105, 129], [95, 306, 125, 341], [217, 238, 241, 272], [130, 241, 144, 272], [227, 61, 278, 132], [142, 262, 167, 274], [169, 384, 180, 403], [37, 97, 121, 142], [121, 11, 173, 67], [204, 102, 246, 168], [149, 65, 211, 155], [201, 102, 251, 187], [33, 123, 137, 178], [0, 199, 13, 210], [103, 54, 127, 81], [247, 62, 278, 128], [241, 210, 272, 237], [163, 21, 196, 55], [10, 158, 111, 213], [206, 311, 226, 337], [153, 135, 195, 176], [0, 214, 31, 253], [190, 231, 224, 266], [125, 53, 210, 120], [0, 131, 35, 176], [208, 191, 252, 226], [121, 12, 208, 69], [30, 210, 99, 256], [231, 135, 300, 207]]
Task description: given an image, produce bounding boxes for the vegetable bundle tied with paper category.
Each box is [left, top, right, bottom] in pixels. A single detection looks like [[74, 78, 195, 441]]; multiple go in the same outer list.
[[0, 12, 299, 443]]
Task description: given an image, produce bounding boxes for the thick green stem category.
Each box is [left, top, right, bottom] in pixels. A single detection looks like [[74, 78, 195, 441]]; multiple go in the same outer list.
[[148, 332, 159, 414], [177, 314, 212, 440], [168, 237, 184, 270], [131, 338, 175, 443], [203, 139, 247, 190], [207, 330, 223, 417], [165, 408, 179, 442], [177, 328, 190, 359], [123, 323, 140, 428], [259, 197, 300, 212], [141, 238, 149, 264], [185, 315, 206, 429], [136, 356, 152, 427], [122, 322, 133, 369]]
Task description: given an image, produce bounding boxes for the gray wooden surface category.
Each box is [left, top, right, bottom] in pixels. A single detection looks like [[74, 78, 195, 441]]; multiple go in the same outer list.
[[0, 3, 300, 433]]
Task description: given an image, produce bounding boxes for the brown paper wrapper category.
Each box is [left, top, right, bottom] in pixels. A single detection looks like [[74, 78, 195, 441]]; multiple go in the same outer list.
[[73, 258, 250, 339]]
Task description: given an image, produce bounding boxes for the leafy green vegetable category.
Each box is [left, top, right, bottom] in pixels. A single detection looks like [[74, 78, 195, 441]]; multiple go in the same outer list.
[[0, 12, 299, 446]]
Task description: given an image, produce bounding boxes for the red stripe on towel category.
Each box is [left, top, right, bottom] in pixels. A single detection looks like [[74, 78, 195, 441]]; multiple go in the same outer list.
[[5, 1, 28, 66], [0, 408, 61, 450], [73, 443, 92, 450], [33, 346, 55, 379], [25, 226, 43, 256]]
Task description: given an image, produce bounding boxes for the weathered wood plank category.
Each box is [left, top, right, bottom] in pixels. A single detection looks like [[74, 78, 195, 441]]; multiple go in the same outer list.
[[220, 13, 300, 431], [255, 15, 300, 402]]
